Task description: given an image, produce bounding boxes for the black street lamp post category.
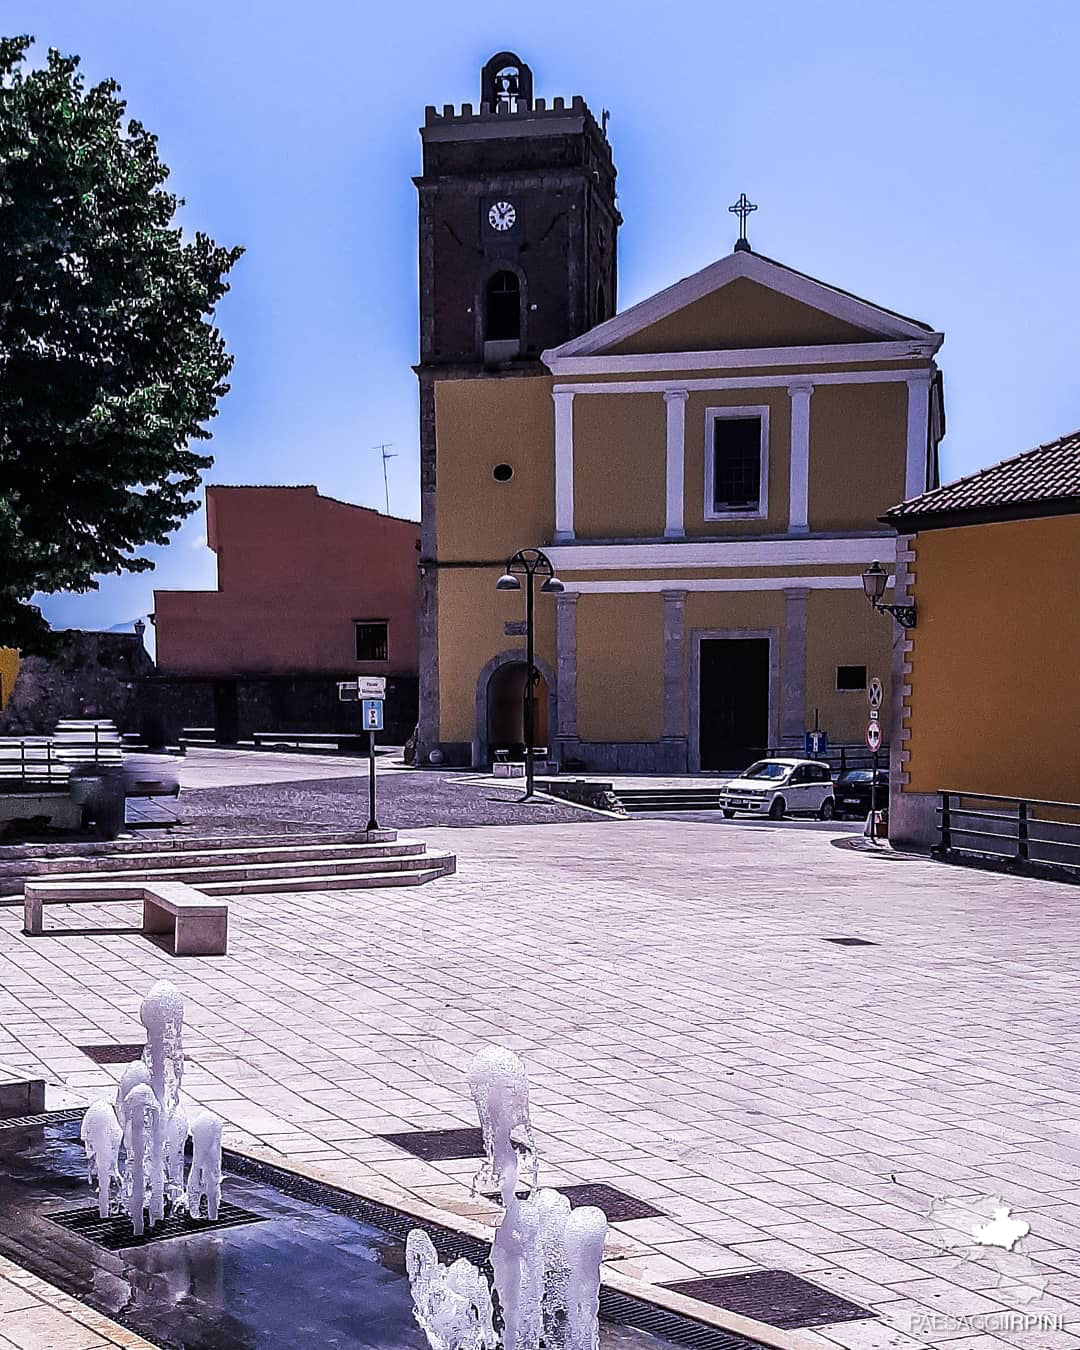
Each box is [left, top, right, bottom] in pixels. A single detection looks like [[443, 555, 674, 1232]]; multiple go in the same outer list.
[[496, 548, 564, 800]]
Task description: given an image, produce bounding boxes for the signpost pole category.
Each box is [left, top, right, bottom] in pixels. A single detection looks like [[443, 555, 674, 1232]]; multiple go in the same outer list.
[[869, 749, 878, 842], [367, 728, 379, 832]]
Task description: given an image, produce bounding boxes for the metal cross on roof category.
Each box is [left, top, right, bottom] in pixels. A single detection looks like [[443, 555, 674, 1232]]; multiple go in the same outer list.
[[729, 192, 757, 252]]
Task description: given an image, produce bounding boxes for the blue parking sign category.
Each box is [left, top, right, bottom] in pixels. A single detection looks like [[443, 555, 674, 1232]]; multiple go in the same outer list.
[[362, 699, 384, 732], [805, 729, 828, 757]]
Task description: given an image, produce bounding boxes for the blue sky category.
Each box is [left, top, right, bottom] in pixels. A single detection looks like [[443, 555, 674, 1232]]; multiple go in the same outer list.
[[12, 0, 1080, 632]]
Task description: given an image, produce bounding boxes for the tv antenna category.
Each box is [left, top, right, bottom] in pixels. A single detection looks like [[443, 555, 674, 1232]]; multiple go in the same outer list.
[[373, 444, 398, 514]]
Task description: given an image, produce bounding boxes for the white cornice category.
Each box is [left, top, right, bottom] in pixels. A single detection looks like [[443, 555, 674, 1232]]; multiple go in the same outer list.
[[546, 536, 898, 572], [546, 250, 937, 361], [543, 337, 943, 376], [563, 575, 896, 594], [550, 369, 928, 396]]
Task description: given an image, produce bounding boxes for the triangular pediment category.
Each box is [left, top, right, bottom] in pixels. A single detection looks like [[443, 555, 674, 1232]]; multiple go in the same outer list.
[[546, 251, 939, 364]]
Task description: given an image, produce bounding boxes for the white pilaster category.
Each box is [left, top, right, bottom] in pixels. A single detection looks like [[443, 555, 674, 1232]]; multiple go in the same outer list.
[[553, 388, 576, 541], [787, 381, 814, 535], [905, 372, 932, 501], [663, 390, 689, 539]]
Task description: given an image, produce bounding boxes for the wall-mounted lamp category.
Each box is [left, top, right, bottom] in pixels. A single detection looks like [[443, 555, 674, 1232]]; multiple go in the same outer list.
[[861, 561, 917, 629]]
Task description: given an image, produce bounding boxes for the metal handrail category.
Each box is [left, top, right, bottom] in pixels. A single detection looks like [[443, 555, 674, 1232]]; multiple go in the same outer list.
[[937, 789, 1080, 873]]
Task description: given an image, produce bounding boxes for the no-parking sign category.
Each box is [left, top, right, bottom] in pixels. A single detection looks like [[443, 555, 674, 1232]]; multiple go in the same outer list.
[[866, 720, 882, 753]]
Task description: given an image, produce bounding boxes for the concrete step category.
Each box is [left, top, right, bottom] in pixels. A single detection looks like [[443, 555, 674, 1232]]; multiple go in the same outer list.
[[8, 838, 424, 878], [615, 789, 725, 813], [17, 848, 452, 890], [199, 864, 453, 895], [22, 851, 456, 901]]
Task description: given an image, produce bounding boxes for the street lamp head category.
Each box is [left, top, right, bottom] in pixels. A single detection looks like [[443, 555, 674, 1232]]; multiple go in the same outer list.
[[540, 575, 565, 594], [495, 573, 521, 591], [862, 561, 888, 606]]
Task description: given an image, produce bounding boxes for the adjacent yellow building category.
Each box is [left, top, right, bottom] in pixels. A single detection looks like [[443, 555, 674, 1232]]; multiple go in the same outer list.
[[429, 246, 946, 772], [0, 648, 18, 711], [884, 430, 1080, 846]]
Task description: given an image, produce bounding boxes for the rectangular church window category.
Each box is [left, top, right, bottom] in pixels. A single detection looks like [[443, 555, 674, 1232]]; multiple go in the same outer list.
[[354, 621, 389, 662], [837, 664, 867, 691], [707, 410, 767, 516]]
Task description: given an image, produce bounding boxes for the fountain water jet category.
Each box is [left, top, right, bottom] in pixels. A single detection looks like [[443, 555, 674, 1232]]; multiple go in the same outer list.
[[187, 1110, 223, 1221], [80, 1100, 122, 1219], [122, 1084, 163, 1237], [80, 982, 223, 1235], [409, 1047, 607, 1350]]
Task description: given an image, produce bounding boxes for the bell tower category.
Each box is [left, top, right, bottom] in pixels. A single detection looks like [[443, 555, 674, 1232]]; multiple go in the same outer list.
[[414, 55, 620, 760]]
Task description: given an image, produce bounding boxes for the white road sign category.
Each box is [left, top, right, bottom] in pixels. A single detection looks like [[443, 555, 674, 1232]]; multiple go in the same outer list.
[[868, 677, 884, 710], [358, 676, 387, 699], [866, 720, 883, 753]]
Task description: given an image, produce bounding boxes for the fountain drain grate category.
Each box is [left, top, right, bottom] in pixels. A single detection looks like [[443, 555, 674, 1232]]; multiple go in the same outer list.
[[555, 1183, 666, 1222], [378, 1125, 485, 1160], [45, 1200, 266, 1252], [0, 1108, 85, 1131], [77, 1043, 146, 1064], [663, 1271, 872, 1329]]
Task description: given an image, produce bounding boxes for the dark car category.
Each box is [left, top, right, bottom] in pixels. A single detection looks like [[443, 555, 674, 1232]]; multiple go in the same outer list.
[[835, 767, 889, 820]]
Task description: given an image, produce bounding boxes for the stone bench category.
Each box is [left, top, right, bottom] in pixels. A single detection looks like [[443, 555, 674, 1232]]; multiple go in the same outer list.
[[24, 879, 228, 956]]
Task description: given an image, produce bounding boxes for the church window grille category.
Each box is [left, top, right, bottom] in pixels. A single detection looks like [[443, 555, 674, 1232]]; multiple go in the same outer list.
[[705, 407, 769, 519]]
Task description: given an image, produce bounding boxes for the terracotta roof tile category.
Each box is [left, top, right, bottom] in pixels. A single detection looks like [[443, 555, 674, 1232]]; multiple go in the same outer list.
[[885, 429, 1080, 524]]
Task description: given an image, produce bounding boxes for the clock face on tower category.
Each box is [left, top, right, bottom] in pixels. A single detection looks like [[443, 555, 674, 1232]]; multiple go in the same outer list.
[[488, 200, 517, 232]]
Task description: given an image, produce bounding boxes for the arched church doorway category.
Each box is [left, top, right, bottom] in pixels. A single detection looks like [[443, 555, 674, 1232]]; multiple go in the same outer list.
[[486, 662, 549, 761]]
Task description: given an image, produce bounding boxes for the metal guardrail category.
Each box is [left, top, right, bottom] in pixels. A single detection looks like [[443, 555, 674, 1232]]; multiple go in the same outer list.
[[766, 744, 887, 773], [0, 720, 123, 792], [936, 789, 1080, 878]]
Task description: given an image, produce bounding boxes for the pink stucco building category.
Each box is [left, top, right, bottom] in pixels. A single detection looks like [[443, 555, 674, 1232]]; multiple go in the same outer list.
[[151, 486, 419, 741]]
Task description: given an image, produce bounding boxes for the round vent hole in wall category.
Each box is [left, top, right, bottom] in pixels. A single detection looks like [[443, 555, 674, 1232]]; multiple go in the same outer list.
[[493, 464, 514, 482]]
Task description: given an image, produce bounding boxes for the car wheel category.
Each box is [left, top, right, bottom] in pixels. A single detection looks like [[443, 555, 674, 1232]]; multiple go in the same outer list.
[[818, 798, 835, 821], [722, 808, 736, 819], [768, 797, 785, 821]]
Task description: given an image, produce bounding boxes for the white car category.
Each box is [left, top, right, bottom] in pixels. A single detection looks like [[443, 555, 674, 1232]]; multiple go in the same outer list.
[[719, 758, 835, 821]]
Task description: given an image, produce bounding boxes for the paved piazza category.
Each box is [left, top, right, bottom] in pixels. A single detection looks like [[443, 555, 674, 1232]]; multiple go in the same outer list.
[[1, 812, 1079, 1350]]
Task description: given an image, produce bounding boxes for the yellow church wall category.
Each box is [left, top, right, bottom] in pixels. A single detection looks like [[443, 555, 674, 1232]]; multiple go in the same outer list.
[[684, 589, 787, 637], [572, 393, 666, 538], [576, 593, 664, 742], [805, 591, 893, 744], [435, 566, 557, 745], [683, 387, 791, 535], [903, 515, 1080, 803], [808, 383, 909, 531], [434, 375, 555, 562], [0, 648, 18, 710], [604, 277, 882, 355]]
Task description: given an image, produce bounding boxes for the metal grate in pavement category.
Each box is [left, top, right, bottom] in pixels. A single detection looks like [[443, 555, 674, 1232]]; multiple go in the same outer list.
[[77, 1043, 145, 1065], [378, 1125, 485, 1161], [45, 1201, 265, 1252], [555, 1182, 666, 1222], [663, 1271, 873, 1329], [823, 937, 878, 946]]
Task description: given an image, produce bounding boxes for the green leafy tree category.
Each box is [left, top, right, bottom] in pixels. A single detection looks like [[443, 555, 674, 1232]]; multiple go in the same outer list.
[[0, 36, 242, 649]]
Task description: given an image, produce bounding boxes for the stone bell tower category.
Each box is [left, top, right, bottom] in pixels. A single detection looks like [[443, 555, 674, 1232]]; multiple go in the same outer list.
[[414, 54, 620, 761]]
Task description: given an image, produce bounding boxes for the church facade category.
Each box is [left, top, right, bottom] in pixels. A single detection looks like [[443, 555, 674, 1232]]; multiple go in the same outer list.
[[417, 56, 946, 772]]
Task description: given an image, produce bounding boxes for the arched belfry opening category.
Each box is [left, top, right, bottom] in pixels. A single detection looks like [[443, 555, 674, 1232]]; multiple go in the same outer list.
[[481, 52, 534, 112], [485, 272, 520, 341], [483, 270, 522, 362]]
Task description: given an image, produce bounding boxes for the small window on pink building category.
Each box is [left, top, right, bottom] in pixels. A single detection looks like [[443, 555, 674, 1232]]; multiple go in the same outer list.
[[355, 621, 388, 662]]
